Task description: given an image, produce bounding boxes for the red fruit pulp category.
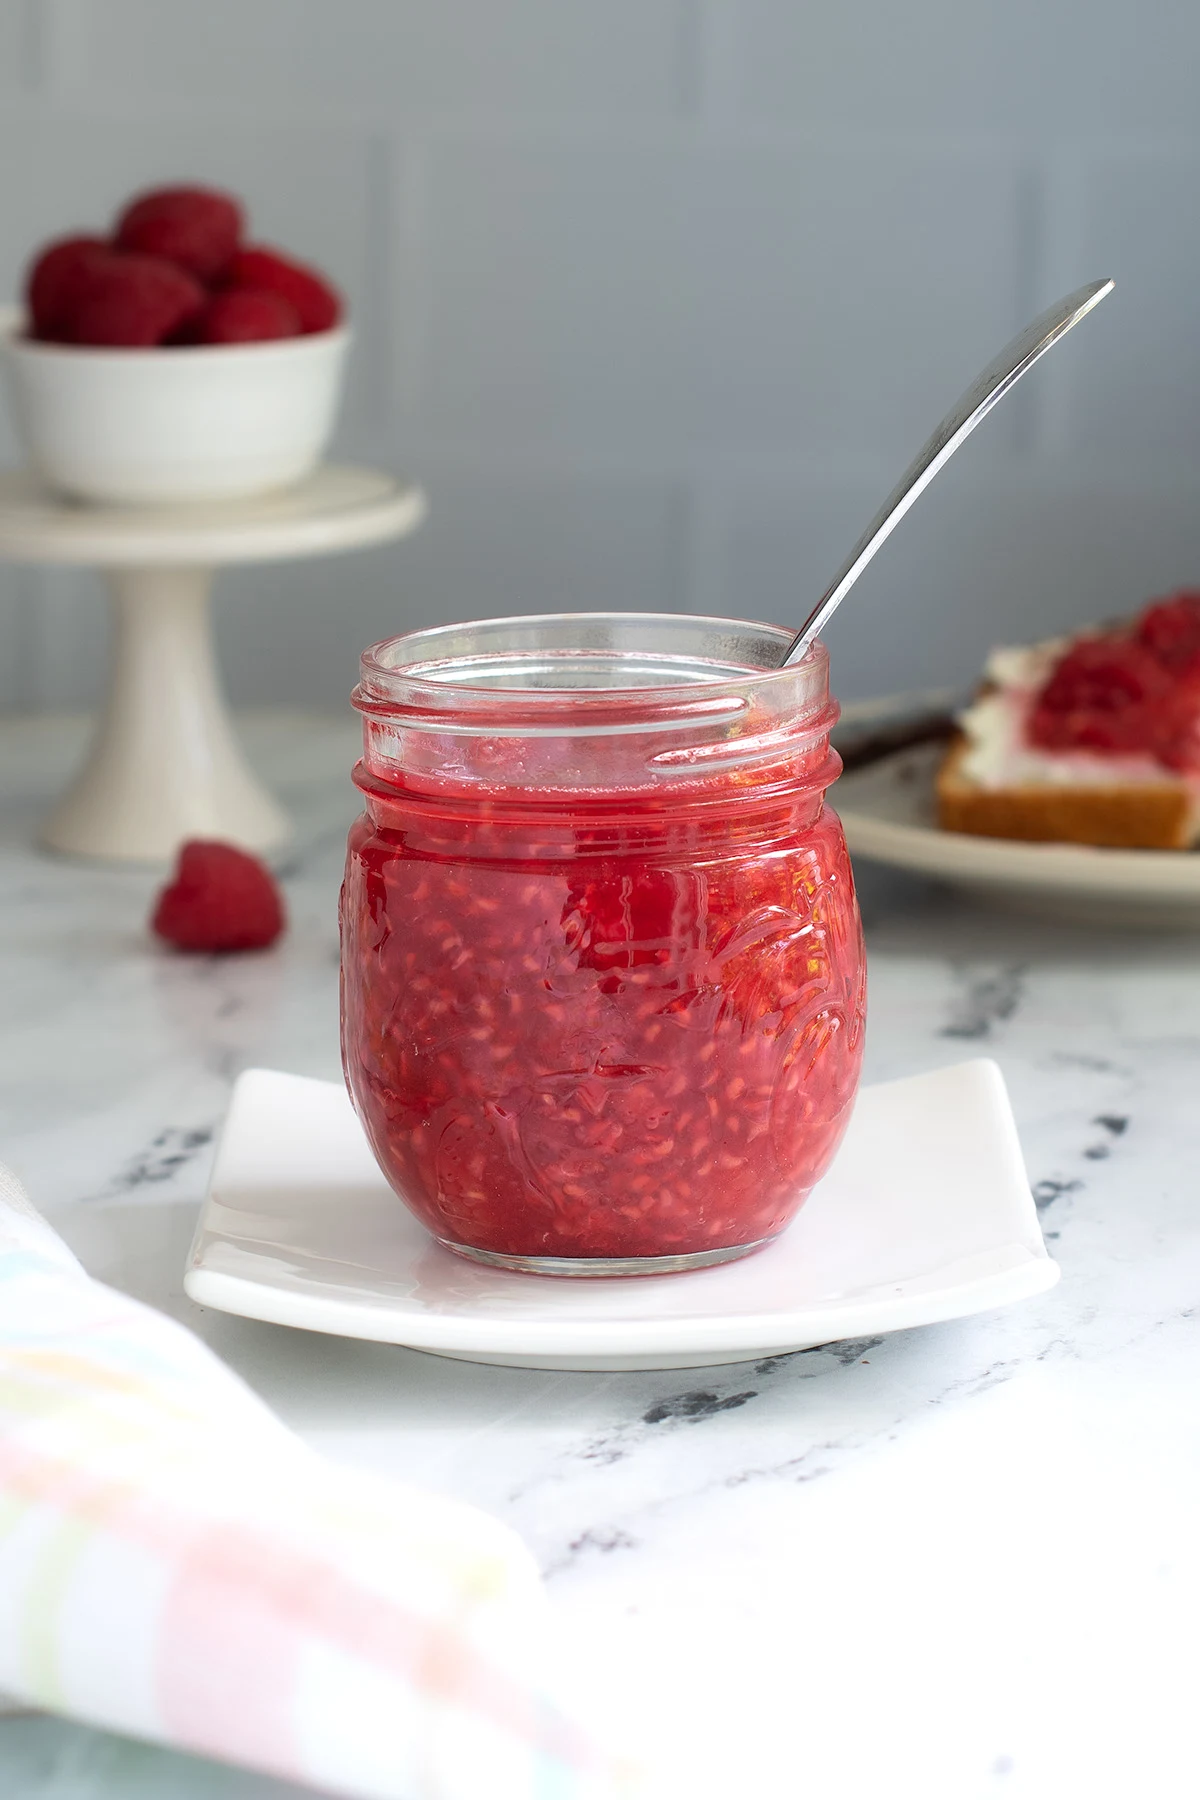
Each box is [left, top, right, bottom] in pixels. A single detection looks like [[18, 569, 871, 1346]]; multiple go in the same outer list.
[[1028, 636, 1171, 753], [341, 755, 864, 1265], [1027, 593, 1200, 771], [1135, 591, 1200, 674]]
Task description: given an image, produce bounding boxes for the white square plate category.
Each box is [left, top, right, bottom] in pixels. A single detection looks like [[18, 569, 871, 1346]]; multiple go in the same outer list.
[[185, 1060, 1058, 1371]]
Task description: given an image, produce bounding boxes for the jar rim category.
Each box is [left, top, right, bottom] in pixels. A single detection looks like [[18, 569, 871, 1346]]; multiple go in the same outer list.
[[358, 610, 822, 695], [354, 612, 838, 793], [354, 611, 831, 746]]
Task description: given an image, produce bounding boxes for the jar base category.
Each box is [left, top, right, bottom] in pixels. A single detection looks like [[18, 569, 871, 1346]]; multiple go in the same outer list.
[[434, 1235, 778, 1278]]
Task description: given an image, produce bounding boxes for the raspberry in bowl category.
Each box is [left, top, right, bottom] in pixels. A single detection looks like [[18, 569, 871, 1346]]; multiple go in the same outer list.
[[340, 613, 866, 1276], [1, 184, 349, 504]]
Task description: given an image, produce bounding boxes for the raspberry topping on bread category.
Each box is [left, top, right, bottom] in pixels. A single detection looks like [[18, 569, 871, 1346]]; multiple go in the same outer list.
[[1135, 591, 1200, 674], [1026, 596, 1200, 770], [1029, 636, 1170, 755], [937, 591, 1200, 850]]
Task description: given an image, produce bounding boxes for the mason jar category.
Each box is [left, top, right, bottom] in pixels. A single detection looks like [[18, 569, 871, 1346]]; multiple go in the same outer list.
[[340, 613, 865, 1276]]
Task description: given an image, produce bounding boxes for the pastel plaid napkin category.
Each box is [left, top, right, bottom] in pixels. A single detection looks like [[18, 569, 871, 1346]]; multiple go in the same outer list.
[[0, 1161, 636, 1799]]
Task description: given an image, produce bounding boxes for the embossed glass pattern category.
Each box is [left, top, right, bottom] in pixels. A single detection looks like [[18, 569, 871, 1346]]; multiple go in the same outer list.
[[340, 614, 865, 1275]]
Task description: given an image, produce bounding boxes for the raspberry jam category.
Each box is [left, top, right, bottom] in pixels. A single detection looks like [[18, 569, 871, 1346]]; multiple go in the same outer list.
[[1027, 591, 1200, 772], [340, 615, 865, 1275]]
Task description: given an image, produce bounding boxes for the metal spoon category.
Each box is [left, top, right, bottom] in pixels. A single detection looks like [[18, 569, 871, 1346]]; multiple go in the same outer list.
[[781, 278, 1114, 666]]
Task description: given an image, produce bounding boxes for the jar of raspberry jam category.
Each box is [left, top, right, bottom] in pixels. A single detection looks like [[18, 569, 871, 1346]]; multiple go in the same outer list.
[[340, 614, 865, 1276]]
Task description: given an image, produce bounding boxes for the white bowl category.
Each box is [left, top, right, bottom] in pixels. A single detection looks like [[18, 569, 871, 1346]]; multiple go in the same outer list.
[[0, 306, 350, 505]]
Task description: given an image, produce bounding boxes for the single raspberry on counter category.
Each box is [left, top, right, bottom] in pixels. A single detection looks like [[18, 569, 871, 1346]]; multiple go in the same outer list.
[[225, 245, 342, 333], [114, 185, 243, 282], [192, 287, 301, 344], [25, 234, 109, 340], [1135, 591, 1200, 675], [1028, 634, 1170, 754], [151, 841, 286, 953], [64, 252, 206, 347]]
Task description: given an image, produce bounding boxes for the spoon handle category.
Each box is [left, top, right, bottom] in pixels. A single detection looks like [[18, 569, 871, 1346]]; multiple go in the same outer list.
[[781, 278, 1114, 667]]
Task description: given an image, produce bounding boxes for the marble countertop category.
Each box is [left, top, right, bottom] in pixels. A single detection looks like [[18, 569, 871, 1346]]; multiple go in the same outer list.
[[3, 713, 1199, 1800]]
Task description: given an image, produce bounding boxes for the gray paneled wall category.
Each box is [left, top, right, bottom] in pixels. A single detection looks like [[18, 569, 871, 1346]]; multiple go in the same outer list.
[[0, 0, 1197, 711]]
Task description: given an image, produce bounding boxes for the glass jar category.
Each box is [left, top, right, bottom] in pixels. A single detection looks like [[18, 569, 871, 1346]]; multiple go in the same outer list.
[[340, 613, 865, 1276]]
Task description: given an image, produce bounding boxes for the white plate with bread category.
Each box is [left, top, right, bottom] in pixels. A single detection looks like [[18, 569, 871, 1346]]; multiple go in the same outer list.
[[835, 693, 1200, 929]]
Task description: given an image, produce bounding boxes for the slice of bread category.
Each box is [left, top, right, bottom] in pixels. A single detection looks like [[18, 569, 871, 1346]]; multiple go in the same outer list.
[[936, 735, 1198, 850]]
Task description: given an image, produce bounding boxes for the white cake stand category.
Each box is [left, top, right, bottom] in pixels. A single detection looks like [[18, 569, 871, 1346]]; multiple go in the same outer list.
[[0, 466, 425, 861]]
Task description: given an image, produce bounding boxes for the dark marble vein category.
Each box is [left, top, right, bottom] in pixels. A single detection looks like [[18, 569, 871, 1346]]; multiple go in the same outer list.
[[105, 1125, 215, 1197], [941, 964, 1026, 1040], [1032, 1177, 1084, 1211], [642, 1389, 757, 1425]]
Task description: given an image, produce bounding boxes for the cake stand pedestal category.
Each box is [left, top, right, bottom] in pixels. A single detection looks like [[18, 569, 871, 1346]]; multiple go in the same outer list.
[[0, 466, 425, 862]]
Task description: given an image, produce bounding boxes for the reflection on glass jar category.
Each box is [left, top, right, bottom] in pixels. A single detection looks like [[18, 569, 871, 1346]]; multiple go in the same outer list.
[[340, 613, 865, 1276]]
